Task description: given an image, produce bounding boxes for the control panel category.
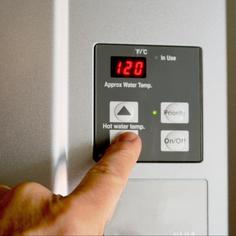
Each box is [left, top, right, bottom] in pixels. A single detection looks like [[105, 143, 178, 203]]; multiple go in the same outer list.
[[94, 44, 202, 162]]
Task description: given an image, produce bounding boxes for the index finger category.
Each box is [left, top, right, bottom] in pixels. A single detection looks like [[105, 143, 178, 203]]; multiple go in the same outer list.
[[68, 132, 141, 221]]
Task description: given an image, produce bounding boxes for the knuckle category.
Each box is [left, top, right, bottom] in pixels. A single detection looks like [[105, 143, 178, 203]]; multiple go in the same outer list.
[[12, 182, 50, 197], [13, 182, 38, 194], [90, 162, 125, 186]]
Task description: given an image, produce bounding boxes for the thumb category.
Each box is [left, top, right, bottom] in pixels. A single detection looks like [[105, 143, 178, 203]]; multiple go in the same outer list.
[[68, 132, 141, 222]]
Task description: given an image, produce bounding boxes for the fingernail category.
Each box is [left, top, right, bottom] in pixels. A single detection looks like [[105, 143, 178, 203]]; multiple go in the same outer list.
[[116, 132, 139, 142]]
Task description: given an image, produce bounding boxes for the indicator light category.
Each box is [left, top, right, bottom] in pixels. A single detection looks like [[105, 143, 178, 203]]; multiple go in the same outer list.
[[152, 110, 158, 116]]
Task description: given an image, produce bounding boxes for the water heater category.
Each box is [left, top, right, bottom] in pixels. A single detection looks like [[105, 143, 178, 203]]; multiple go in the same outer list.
[[0, 0, 228, 235]]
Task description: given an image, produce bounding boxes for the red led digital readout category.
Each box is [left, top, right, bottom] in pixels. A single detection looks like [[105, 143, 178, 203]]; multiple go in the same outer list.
[[116, 60, 144, 77], [111, 57, 146, 78]]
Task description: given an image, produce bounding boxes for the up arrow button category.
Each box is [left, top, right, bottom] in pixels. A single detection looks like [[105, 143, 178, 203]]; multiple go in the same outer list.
[[110, 101, 139, 123], [117, 106, 131, 116]]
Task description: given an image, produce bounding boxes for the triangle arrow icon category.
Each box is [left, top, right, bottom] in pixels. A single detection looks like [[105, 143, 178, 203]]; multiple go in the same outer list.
[[117, 106, 131, 116]]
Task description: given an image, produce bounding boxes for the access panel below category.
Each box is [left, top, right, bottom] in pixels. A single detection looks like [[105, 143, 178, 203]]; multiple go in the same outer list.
[[105, 179, 208, 235]]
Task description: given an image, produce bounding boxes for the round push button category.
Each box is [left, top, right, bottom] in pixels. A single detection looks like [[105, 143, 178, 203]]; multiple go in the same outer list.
[[161, 130, 189, 152], [165, 103, 185, 122], [110, 101, 138, 123], [114, 103, 134, 122], [161, 102, 189, 124]]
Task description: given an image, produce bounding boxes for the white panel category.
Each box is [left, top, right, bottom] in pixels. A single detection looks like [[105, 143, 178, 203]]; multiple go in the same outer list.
[[68, 1, 228, 234], [105, 180, 208, 235]]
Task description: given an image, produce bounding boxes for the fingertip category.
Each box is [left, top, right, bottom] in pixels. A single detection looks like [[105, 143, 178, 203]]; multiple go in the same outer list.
[[115, 132, 140, 142], [111, 132, 142, 159]]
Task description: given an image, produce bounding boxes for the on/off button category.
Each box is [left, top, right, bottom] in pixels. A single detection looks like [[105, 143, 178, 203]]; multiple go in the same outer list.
[[161, 130, 189, 152]]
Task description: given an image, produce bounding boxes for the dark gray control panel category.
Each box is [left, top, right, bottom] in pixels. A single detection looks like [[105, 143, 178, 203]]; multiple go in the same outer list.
[[94, 44, 202, 162]]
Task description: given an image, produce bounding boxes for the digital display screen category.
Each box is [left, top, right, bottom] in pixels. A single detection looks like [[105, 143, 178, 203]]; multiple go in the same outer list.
[[111, 57, 146, 78]]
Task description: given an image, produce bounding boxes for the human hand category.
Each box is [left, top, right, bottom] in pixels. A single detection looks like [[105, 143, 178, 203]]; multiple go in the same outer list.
[[0, 132, 141, 235]]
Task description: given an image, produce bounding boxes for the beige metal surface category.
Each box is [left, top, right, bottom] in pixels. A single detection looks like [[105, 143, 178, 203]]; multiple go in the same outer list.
[[0, 0, 53, 188]]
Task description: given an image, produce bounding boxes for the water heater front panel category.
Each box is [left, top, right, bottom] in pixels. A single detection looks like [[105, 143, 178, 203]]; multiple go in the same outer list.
[[69, 0, 228, 234]]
